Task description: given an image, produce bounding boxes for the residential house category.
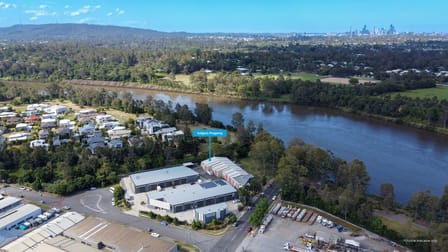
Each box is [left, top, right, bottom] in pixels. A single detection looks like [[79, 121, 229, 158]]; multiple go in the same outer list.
[[85, 132, 106, 154], [6, 117, 20, 126], [41, 118, 57, 128], [107, 128, 131, 139], [8, 133, 32, 143], [45, 105, 67, 115], [24, 115, 40, 125], [161, 130, 184, 142], [41, 113, 57, 120], [99, 121, 120, 130], [52, 127, 72, 139], [30, 140, 49, 150], [58, 119, 75, 129], [107, 139, 123, 149], [95, 114, 115, 124], [136, 116, 152, 129], [15, 123, 32, 131], [127, 136, 143, 147], [78, 122, 96, 136], [38, 129, 49, 140], [0, 112, 16, 119]]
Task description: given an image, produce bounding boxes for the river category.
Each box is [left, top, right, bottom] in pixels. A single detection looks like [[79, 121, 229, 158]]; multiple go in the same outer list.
[[91, 86, 448, 203]]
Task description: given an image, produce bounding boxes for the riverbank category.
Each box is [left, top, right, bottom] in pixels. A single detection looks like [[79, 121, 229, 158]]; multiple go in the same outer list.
[[64, 79, 448, 137]]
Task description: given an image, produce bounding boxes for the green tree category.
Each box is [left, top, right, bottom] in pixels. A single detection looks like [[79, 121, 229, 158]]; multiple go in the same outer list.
[[231, 112, 245, 128], [380, 183, 395, 209], [194, 103, 212, 124]]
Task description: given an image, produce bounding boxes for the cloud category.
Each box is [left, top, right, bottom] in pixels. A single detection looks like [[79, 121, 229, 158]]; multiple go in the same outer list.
[[25, 8, 57, 20], [115, 8, 125, 15], [0, 2, 17, 9], [94, 5, 101, 9], [64, 5, 70, 9], [70, 5, 91, 16], [79, 17, 92, 23], [39, 4, 47, 9], [107, 12, 113, 16]]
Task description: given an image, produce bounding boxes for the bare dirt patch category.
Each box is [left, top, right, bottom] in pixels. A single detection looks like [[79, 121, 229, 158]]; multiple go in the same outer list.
[[321, 77, 379, 85]]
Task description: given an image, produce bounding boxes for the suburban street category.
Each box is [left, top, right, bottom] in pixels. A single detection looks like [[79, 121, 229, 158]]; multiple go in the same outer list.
[[213, 183, 280, 252]]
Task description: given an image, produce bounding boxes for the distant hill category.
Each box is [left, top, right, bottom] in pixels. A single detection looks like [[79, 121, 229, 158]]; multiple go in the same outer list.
[[0, 23, 190, 44]]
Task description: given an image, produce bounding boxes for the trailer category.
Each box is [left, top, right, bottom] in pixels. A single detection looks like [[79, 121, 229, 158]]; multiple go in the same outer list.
[[296, 209, 307, 221], [271, 203, 282, 215], [281, 207, 290, 218], [278, 206, 286, 216], [292, 208, 301, 220], [287, 208, 296, 218], [308, 213, 318, 225], [345, 239, 360, 249], [259, 214, 273, 233], [302, 211, 313, 222]]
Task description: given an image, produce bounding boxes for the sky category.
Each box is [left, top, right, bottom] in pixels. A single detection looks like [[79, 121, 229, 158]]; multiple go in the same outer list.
[[0, 0, 446, 33]]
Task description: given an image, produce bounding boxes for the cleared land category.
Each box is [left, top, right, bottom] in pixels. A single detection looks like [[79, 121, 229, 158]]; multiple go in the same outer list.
[[321, 77, 379, 85], [393, 85, 448, 100], [253, 72, 321, 82]]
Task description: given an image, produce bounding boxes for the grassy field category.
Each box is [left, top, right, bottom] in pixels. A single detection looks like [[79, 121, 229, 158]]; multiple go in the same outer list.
[[392, 85, 448, 100], [378, 216, 426, 238], [253, 72, 320, 82]]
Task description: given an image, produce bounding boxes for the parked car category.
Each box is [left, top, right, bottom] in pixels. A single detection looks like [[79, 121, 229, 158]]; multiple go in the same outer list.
[[160, 221, 168, 226], [233, 221, 239, 227], [63, 205, 71, 210], [150, 232, 160, 238]]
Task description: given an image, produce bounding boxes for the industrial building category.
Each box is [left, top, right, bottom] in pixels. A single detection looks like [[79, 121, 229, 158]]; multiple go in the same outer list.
[[201, 157, 254, 189], [129, 166, 200, 193], [193, 203, 227, 224], [2, 211, 86, 251], [62, 216, 178, 252], [0, 197, 21, 213], [0, 204, 41, 231], [147, 179, 237, 213]]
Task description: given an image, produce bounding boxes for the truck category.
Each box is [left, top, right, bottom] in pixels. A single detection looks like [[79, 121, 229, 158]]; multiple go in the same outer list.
[[308, 213, 318, 225], [345, 239, 360, 249], [271, 203, 282, 215], [296, 209, 307, 221], [292, 208, 301, 220], [259, 214, 274, 233]]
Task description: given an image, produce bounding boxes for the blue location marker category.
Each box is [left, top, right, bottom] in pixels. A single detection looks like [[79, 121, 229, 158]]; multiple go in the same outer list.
[[193, 129, 228, 161]]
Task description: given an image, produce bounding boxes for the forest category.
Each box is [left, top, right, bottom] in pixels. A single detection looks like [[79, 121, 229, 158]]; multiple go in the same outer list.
[[1, 41, 448, 134]]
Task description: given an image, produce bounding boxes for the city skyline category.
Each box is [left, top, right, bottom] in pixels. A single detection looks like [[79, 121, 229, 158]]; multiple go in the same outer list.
[[0, 0, 446, 33]]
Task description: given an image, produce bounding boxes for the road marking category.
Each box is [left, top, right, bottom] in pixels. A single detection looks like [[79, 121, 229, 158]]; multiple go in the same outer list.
[[80, 194, 107, 214], [80, 222, 106, 239], [84, 223, 109, 240]]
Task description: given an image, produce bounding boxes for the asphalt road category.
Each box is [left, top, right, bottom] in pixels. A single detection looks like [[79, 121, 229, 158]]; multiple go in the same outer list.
[[213, 183, 280, 252], [2, 183, 279, 252]]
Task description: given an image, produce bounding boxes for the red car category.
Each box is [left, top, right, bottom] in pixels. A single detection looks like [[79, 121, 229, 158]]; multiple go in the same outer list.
[[247, 226, 252, 233]]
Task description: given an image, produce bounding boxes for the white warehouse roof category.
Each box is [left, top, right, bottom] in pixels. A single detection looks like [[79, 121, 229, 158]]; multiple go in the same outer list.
[[130, 166, 199, 187], [0, 204, 41, 230], [147, 180, 236, 206]]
